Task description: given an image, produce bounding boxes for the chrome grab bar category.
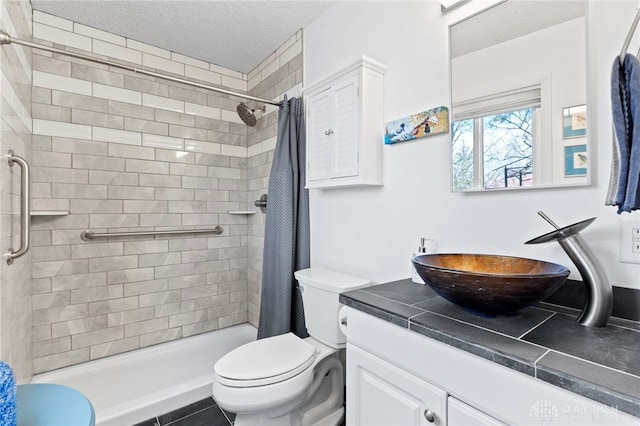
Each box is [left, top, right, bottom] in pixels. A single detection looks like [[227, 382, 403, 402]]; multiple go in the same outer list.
[[6, 150, 31, 265], [81, 226, 224, 241]]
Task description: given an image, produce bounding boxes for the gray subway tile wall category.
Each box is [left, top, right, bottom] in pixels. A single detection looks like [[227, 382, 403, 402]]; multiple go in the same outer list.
[[28, 10, 302, 373], [1, 0, 34, 382]]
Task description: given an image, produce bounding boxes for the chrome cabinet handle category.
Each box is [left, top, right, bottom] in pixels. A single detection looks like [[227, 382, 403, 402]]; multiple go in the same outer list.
[[6, 150, 31, 265], [324, 129, 334, 136], [424, 409, 435, 423]]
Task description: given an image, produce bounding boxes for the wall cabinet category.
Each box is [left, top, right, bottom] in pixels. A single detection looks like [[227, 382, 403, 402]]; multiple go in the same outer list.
[[304, 56, 386, 189], [344, 307, 639, 426]]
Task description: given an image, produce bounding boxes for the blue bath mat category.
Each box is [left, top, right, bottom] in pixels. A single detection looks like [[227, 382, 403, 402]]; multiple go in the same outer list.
[[0, 361, 17, 426]]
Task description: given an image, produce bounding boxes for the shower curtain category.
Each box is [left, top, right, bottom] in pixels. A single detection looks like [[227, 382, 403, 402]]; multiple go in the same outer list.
[[257, 96, 310, 339]]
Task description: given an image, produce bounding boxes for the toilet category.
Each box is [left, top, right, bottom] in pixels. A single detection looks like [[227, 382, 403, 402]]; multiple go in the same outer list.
[[212, 267, 370, 426]]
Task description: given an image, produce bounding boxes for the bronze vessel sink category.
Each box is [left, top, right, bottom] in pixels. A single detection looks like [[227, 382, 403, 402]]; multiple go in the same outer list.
[[412, 254, 570, 316]]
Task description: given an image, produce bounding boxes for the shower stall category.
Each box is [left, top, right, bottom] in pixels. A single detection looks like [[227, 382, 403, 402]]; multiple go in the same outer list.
[[0, 1, 304, 419]]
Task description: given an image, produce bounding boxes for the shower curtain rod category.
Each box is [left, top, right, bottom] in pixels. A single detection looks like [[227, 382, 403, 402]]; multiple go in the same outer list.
[[0, 30, 282, 107]]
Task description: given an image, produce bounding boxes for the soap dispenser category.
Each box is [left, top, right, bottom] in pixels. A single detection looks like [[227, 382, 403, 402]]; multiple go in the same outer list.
[[411, 238, 429, 284]]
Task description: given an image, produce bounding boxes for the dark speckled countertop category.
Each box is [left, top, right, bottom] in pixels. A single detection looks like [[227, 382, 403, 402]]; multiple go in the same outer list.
[[339, 279, 640, 419]]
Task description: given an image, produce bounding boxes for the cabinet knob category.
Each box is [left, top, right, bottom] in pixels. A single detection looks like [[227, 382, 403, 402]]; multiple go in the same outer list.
[[324, 129, 334, 136], [424, 409, 435, 423]]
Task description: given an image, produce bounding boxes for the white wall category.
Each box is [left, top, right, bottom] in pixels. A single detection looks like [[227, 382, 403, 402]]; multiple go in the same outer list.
[[303, 1, 640, 289]]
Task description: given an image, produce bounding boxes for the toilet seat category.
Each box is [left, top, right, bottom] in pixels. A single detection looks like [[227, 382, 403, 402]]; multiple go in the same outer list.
[[214, 333, 316, 388]]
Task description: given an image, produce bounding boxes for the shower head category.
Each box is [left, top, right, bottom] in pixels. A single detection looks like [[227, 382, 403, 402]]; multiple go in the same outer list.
[[237, 102, 266, 127]]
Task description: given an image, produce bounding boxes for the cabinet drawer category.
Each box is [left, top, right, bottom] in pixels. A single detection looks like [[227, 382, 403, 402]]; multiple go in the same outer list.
[[448, 397, 507, 426]]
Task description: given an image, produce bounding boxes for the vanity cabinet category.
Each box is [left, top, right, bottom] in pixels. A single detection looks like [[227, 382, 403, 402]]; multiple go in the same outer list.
[[304, 55, 386, 189], [344, 307, 638, 426]]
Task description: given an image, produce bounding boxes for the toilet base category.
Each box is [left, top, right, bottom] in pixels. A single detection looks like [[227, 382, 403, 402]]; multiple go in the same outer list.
[[233, 355, 344, 426], [234, 407, 343, 426]]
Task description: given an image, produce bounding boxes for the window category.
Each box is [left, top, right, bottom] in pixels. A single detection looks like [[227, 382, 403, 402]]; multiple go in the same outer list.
[[451, 85, 540, 191]]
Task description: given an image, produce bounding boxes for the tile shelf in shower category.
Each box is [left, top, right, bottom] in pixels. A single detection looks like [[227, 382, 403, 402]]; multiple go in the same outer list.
[[227, 210, 257, 215], [31, 211, 70, 216]]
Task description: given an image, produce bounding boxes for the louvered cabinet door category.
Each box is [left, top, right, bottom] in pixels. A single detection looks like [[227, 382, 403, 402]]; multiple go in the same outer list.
[[307, 87, 333, 182], [330, 74, 360, 179]]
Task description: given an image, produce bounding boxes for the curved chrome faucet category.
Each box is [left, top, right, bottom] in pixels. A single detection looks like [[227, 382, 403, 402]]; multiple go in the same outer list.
[[525, 211, 612, 328]]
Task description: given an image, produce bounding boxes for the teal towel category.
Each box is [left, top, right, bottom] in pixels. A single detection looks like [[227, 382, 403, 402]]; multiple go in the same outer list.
[[0, 361, 16, 426]]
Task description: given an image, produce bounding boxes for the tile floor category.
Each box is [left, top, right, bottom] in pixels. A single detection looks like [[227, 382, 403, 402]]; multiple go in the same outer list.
[[133, 395, 346, 426], [133, 397, 235, 426]]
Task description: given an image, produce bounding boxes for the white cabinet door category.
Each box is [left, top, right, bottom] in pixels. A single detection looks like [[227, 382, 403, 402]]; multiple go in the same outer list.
[[347, 344, 447, 426], [306, 75, 359, 182], [331, 74, 359, 178], [448, 397, 507, 426], [306, 87, 332, 182]]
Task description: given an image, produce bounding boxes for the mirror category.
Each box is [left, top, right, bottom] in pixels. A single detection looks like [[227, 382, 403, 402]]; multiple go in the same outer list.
[[449, 0, 588, 192]]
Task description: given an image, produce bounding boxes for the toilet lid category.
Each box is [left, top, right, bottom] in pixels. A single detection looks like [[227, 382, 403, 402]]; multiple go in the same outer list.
[[215, 333, 315, 387]]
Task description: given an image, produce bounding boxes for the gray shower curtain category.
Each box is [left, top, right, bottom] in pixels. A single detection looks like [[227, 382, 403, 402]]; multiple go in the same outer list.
[[257, 96, 310, 339]]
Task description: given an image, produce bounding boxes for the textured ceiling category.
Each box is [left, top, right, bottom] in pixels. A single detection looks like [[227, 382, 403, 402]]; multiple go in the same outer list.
[[30, 1, 585, 73], [30, 1, 332, 74]]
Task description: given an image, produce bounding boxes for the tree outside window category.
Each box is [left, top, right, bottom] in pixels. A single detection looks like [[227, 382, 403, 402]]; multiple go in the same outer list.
[[452, 108, 534, 191]]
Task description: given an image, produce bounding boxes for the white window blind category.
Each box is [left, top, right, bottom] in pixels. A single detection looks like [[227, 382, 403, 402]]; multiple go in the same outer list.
[[452, 84, 541, 121]]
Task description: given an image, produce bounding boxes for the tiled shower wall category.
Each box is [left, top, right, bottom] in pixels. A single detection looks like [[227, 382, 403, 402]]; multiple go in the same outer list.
[[0, 0, 33, 382], [29, 11, 302, 373]]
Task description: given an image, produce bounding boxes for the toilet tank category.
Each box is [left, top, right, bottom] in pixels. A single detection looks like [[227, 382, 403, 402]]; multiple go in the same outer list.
[[294, 268, 371, 348]]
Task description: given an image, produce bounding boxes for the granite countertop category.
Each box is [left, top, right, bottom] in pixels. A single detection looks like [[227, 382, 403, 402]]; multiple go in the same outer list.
[[339, 279, 640, 419]]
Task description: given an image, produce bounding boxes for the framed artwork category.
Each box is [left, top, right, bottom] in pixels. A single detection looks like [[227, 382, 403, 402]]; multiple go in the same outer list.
[[564, 144, 587, 176], [562, 105, 587, 139], [384, 106, 449, 145]]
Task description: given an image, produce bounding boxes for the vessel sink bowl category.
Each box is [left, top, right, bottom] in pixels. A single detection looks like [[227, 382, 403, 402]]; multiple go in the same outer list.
[[412, 254, 570, 316]]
